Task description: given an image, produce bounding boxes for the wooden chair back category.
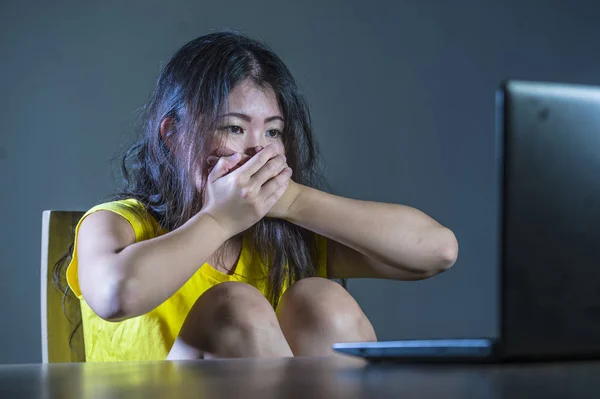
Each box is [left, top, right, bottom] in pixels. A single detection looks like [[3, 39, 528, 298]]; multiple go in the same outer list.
[[41, 210, 85, 363]]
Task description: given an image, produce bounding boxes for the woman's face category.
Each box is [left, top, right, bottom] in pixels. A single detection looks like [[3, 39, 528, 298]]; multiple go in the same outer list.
[[216, 79, 286, 157]]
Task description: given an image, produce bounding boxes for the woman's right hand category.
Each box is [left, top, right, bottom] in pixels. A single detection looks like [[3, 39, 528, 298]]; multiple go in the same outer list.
[[200, 144, 292, 237]]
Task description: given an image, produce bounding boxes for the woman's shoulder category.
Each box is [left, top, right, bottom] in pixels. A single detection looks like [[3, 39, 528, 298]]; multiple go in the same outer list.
[[84, 198, 165, 241]]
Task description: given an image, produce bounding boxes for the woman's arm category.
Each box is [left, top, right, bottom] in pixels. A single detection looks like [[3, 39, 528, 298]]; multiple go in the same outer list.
[[78, 146, 289, 321], [77, 210, 229, 321], [279, 183, 458, 280]]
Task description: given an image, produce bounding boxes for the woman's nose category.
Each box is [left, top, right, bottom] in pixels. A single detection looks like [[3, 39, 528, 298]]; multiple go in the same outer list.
[[243, 131, 268, 153]]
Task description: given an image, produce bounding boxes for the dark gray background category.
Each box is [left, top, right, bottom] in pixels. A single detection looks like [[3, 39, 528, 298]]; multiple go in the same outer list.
[[1, 0, 599, 364]]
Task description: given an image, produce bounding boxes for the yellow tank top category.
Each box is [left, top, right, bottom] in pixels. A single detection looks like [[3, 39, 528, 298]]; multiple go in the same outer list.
[[66, 198, 327, 362]]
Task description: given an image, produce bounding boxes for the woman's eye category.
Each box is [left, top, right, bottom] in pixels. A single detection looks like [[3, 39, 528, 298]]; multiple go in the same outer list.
[[226, 126, 243, 134], [267, 129, 282, 138]]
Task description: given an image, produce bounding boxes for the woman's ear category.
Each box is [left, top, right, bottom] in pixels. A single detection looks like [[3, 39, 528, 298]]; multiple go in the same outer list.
[[160, 117, 177, 151]]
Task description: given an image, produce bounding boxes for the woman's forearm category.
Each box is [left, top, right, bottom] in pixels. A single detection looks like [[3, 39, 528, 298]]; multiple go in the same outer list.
[[284, 185, 458, 274], [106, 212, 229, 320]]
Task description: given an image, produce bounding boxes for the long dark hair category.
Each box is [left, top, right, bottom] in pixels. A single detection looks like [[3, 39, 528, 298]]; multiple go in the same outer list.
[[54, 30, 331, 318]]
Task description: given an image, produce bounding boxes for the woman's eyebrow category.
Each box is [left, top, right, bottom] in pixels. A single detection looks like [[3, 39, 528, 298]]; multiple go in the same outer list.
[[221, 112, 284, 123]]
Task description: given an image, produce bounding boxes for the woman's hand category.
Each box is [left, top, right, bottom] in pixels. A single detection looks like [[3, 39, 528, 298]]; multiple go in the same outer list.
[[200, 144, 292, 237], [205, 146, 301, 220]]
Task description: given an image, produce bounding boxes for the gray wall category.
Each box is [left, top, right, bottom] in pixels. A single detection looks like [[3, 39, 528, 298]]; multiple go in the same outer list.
[[1, 0, 599, 364]]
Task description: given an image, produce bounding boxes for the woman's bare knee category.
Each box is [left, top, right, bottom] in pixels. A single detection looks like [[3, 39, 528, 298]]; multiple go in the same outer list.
[[277, 277, 376, 356], [168, 282, 292, 359]]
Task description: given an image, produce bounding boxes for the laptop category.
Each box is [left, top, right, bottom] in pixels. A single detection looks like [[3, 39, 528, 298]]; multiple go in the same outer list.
[[333, 80, 600, 362]]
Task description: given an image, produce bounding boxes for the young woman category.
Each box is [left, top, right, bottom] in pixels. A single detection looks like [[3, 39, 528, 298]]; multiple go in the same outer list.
[[59, 30, 458, 362]]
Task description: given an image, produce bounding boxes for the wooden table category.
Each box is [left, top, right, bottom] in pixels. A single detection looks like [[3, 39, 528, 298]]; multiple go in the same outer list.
[[1, 357, 599, 398]]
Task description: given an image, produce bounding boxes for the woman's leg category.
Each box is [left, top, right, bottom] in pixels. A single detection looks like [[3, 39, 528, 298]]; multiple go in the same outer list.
[[276, 277, 377, 357], [168, 282, 293, 360]]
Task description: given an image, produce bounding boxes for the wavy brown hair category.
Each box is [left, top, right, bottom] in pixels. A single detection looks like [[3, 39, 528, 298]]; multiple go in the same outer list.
[[54, 30, 334, 331]]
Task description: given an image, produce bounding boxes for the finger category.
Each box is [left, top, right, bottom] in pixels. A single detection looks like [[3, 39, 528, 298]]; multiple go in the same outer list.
[[229, 152, 252, 172], [207, 153, 250, 178], [263, 171, 291, 208], [227, 155, 253, 174], [237, 144, 281, 178], [252, 155, 287, 187], [208, 153, 241, 181], [214, 147, 237, 157], [209, 153, 251, 170], [259, 167, 292, 198], [238, 153, 252, 166]]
